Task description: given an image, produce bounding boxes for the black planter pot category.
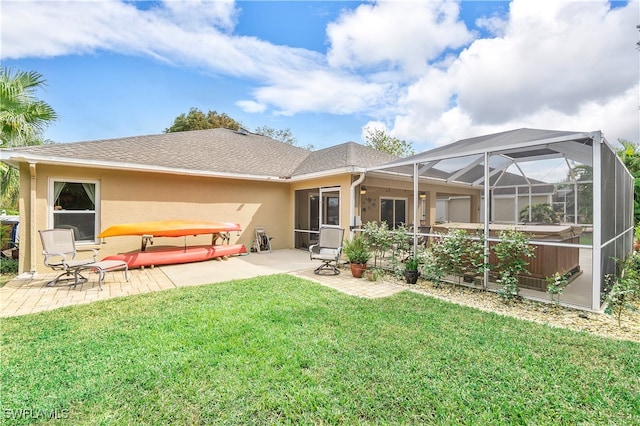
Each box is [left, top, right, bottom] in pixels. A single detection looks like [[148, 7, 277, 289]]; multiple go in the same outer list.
[[404, 270, 420, 284]]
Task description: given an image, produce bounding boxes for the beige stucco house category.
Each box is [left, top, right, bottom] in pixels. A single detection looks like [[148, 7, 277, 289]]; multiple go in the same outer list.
[[2, 127, 635, 311], [0, 128, 482, 275]]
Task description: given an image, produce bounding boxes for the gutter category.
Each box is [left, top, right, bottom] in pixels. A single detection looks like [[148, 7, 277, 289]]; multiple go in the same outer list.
[[2, 154, 288, 182], [349, 173, 366, 238], [1, 153, 368, 183]]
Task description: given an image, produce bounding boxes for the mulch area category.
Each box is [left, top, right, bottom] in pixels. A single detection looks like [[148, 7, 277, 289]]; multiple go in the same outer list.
[[392, 277, 639, 343]]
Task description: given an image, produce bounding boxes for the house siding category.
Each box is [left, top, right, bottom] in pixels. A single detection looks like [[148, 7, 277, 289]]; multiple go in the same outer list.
[[18, 163, 293, 274]]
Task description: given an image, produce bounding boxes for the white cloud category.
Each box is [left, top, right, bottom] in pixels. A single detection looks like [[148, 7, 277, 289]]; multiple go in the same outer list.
[[326, 0, 473, 75], [361, 120, 388, 140], [388, 0, 640, 149], [251, 70, 389, 116], [159, 0, 238, 32], [0, 0, 321, 78], [475, 15, 508, 37], [236, 100, 265, 113], [452, 0, 637, 123], [2, 0, 637, 149]]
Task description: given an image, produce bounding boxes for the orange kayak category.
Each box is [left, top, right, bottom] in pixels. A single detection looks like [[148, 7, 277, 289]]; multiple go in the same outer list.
[[98, 220, 242, 238], [103, 244, 248, 268]]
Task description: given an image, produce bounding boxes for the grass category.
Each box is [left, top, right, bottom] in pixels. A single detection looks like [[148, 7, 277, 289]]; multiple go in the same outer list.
[[579, 232, 593, 246], [1, 274, 639, 425]]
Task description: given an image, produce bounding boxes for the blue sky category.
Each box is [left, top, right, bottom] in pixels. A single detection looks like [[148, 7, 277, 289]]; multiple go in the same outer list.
[[2, 1, 638, 152]]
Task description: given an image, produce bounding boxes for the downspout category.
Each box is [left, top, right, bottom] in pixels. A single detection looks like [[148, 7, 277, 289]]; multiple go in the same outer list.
[[349, 173, 366, 238], [29, 162, 37, 275]]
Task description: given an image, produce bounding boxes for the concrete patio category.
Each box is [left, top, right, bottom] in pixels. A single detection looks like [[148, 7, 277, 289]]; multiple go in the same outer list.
[[1, 249, 407, 318]]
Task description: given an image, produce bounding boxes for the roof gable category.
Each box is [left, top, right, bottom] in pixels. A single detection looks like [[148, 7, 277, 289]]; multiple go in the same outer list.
[[293, 142, 398, 175]]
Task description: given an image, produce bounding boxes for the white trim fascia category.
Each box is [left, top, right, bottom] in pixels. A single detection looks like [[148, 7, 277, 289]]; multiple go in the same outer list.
[[5, 154, 289, 182], [4, 153, 367, 183], [287, 166, 367, 182]]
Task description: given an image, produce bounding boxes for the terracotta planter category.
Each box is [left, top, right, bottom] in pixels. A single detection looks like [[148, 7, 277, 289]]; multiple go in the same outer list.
[[634, 240, 640, 251], [350, 263, 367, 278]]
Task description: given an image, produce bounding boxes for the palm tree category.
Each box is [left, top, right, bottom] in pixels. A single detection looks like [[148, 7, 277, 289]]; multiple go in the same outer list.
[[519, 203, 557, 224], [558, 164, 593, 224], [0, 67, 57, 209]]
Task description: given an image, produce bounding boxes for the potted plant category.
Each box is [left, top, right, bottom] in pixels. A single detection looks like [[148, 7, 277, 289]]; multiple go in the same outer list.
[[634, 224, 640, 251], [365, 267, 382, 282], [404, 255, 420, 284], [342, 235, 372, 278]]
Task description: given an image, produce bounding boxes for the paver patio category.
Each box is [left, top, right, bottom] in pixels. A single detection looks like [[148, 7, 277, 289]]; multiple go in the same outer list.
[[1, 249, 406, 317]]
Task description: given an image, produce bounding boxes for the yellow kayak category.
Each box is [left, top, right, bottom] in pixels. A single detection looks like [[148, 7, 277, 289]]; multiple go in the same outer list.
[[98, 220, 242, 238]]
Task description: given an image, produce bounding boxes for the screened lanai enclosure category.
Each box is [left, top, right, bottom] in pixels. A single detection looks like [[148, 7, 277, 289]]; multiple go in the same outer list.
[[366, 128, 634, 311]]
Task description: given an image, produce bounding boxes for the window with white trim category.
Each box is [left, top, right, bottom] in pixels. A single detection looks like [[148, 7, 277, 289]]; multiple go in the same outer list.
[[50, 180, 99, 243]]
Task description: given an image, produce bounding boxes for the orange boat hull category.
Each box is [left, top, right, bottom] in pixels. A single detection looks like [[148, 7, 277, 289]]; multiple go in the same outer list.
[[103, 244, 247, 268], [98, 220, 242, 238]]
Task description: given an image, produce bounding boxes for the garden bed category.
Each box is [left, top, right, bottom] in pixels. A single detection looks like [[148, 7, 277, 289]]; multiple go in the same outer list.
[[389, 274, 640, 343]]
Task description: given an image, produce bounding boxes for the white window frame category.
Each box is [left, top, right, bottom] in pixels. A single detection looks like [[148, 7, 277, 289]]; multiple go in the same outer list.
[[48, 178, 100, 244], [379, 196, 407, 228], [319, 186, 341, 227]]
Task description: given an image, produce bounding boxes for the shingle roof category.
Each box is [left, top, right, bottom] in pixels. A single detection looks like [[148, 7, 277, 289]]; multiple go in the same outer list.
[[293, 142, 398, 175], [1, 128, 398, 179]]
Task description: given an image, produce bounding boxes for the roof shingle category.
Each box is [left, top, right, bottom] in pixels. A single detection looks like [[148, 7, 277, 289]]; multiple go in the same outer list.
[[2, 128, 398, 179]]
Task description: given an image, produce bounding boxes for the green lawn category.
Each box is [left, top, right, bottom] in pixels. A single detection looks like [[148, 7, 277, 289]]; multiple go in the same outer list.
[[2, 274, 639, 425]]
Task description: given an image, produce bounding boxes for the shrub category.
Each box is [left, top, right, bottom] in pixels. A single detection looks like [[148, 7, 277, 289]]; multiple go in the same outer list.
[[603, 252, 639, 326], [362, 221, 392, 268], [546, 272, 570, 306], [342, 235, 372, 264], [404, 256, 419, 271], [497, 273, 520, 301], [425, 228, 486, 287], [1, 257, 18, 274], [492, 229, 536, 302], [422, 249, 445, 286]]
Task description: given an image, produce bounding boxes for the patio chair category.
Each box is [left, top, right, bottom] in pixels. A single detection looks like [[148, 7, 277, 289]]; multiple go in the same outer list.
[[309, 225, 345, 275], [39, 228, 97, 287]]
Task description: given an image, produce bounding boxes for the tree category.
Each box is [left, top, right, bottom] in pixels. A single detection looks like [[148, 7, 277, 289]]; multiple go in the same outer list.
[[254, 125, 296, 145], [1, 67, 57, 210], [363, 128, 415, 157], [164, 109, 311, 150], [519, 203, 556, 224], [164, 108, 242, 133], [254, 125, 313, 150], [0, 68, 57, 147], [566, 164, 593, 224], [615, 139, 640, 224]]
